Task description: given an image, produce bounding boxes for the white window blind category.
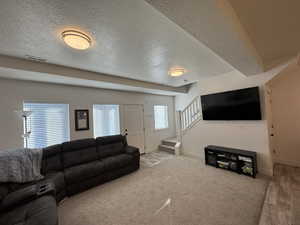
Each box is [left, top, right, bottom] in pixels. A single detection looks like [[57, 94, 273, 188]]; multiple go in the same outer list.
[[23, 103, 70, 148], [154, 105, 169, 130], [93, 105, 120, 138]]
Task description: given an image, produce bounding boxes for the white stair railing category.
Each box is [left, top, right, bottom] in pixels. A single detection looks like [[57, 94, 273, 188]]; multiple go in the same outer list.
[[175, 96, 202, 154], [179, 96, 202, 132]]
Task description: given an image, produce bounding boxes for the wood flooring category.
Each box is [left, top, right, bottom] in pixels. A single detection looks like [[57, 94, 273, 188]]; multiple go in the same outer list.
[[259, 164, 300, 225]]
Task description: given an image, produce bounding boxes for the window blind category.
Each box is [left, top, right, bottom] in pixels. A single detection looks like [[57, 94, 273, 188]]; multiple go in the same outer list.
[[154, 105, 169, 130], [23, 103, 70, 148], [93, 104, 120, 138]]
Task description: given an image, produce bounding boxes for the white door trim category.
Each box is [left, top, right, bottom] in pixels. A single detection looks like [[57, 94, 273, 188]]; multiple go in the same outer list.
[[120, 104, 146, 154]]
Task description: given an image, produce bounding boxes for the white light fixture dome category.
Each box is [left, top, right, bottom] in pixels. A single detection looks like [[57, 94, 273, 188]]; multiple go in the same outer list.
[[62, 30, 91, 50], [168, 67, 187, 77]]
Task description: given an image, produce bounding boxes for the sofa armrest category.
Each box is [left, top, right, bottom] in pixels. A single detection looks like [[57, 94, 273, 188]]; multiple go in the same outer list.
[[0, 182, 56, 212], [0, 185, 37, 212], [124, 146, 140, 156]]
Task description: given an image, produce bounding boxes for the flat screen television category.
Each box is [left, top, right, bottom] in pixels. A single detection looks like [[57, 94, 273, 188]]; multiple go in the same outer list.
[[201, 87, 261, 120]]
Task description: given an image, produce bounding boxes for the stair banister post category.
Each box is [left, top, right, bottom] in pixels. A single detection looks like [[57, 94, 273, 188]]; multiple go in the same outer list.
[[175, 110, 183, 156], [175, 111, 181, 139]]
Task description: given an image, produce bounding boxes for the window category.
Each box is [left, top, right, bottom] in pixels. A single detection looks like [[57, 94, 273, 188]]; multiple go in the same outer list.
[[23, 103, 70, 148], [93, 105, 120, 138], [154, 105, 169, 130]]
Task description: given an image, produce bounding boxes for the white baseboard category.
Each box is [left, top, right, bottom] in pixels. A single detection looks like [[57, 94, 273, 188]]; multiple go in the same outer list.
[[274, 158, 300, 168], [259, 167, 273, 177]]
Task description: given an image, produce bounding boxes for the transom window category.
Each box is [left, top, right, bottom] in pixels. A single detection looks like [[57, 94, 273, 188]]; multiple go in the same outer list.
[[154, 105, 169, 130], [23, 103, 70, 148]]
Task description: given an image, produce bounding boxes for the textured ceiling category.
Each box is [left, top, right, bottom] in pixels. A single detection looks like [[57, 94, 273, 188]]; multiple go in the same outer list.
[[228, 0, 300, 69], [0, 0, 232, 87]]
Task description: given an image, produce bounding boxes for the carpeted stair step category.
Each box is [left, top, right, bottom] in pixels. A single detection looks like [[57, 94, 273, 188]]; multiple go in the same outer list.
[[162, 139, 177, 147], [159, 144, 175, 154]]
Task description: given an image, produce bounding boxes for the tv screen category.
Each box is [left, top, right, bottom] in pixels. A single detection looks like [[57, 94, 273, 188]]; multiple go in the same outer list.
[[201, 87, 261, 120]]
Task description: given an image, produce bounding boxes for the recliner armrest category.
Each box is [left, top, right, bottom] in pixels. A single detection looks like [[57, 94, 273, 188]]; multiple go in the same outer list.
[[124, 146, 140, 156], [0, 185, 37, 212], [0, 182, 56, 212]]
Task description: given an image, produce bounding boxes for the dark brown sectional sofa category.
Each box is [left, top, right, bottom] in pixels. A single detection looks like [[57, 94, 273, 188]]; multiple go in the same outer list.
[[0, 135, 140, 225]]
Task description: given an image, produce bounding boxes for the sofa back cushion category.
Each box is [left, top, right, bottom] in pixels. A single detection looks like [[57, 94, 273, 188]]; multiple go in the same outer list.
[[96, 135, 127, 159], [41, 144, 62, 174], [62, 139, 98, 168]]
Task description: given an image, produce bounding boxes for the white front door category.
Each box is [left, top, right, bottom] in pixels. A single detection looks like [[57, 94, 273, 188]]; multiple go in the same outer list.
[[121, 104, 145, 154]]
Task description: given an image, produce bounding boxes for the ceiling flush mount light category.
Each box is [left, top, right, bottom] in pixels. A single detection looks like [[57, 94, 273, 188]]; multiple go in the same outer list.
[[168, 67, 187, 77], [62, 30, 91, 50]]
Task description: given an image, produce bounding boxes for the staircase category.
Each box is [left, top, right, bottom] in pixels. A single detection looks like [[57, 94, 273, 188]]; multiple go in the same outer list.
[[180, 96, 202, 132], [158, 96, 202, 156], [159, 138, 180, 155]]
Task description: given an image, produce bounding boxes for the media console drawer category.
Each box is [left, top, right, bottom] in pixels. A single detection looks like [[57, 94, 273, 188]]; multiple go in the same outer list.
[[204, 145, 257, 178]]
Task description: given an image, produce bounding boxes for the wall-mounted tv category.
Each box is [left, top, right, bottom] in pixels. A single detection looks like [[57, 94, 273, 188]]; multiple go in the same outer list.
[[201, 87, 261, 120]]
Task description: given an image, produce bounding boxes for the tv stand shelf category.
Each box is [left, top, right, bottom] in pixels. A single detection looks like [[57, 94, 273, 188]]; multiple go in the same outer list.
[[204, 145, 257, 178]]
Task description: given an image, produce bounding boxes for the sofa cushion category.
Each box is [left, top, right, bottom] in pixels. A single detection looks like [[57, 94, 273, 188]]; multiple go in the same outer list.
[[43, 172, 65, 195], [102, 164, 139, 183], [42, 144, 62, 174], [62, 139, 98, 168], [102, 154, 133, 171], [0, 195, 57, 225], [66, 176, 102, 196], [96, 135, 127, 159], [64, 161, 105, 184]]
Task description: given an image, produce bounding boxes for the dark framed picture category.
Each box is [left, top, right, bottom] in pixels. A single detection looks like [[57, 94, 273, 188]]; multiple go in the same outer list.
[[75, 109, 89, 131]]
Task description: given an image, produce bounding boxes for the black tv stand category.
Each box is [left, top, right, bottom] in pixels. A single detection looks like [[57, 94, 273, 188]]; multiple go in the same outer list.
[[204, 145, 257, 178]]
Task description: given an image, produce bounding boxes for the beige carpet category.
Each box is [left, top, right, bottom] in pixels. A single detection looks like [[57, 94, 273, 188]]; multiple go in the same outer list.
[[140, 151, 173, 167], [59, 154, 268, 225]]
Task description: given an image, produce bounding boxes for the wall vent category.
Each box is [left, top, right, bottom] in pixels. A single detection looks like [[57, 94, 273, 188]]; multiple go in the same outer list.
[[25, 55, 47, 63]]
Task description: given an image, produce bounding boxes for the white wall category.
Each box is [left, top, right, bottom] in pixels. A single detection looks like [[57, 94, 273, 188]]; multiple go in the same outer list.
[[0, 78, 176, 152], [267, 60, 300, 167], [175, 66, 289, 176]]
